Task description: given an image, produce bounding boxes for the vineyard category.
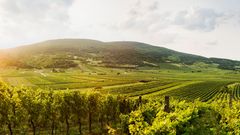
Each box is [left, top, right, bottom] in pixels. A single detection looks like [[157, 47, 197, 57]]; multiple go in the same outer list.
[[1, 67, 240, 134], [0, 82, 138, 135], [1, 81, 240, 135], [1, 68, 240, 102]]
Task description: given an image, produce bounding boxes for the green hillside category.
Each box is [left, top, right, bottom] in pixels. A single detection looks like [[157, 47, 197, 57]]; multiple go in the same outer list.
[[2, 39, 240, 70], [1, 39, 240, 135]]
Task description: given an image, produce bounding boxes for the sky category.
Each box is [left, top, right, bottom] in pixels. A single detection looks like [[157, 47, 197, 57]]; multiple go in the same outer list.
[[0, 0, 240, 60]]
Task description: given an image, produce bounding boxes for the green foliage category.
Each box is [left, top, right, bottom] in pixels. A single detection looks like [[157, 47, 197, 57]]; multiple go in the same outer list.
[[167, 56, 181, 63], [162, 81, 231, 102], [122, 98, 240, 135], [0, 82, 137, 134], [3, 39, 240, 70], [1, 80, 240, 134], [210, 58, 240, 70]]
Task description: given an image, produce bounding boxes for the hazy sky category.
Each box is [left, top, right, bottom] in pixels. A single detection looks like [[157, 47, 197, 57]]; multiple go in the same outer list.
[[0, 0, 240, 60]]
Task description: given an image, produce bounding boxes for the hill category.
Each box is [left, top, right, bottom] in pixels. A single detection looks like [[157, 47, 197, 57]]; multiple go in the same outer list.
[[1, 39, 240, 70]]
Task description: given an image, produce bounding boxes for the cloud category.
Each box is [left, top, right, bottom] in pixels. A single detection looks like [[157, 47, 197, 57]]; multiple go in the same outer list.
[[119, 4, 229, 36], [0, 0, 239, 61], [206, 41, 218, 46], [0, 0, 73, 22], [148, 1, 159, 11], [173, 7, 224, 32], [238, 13, 240, 24], [119, 0, 170, 33], [0, 0, 74, 44]]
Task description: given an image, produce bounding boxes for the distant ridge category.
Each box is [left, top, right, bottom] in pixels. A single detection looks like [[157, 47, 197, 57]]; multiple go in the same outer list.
[[1, 39, 240, 70]]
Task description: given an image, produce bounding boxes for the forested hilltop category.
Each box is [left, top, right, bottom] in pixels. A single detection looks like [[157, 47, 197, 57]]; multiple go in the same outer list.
[[1, 39, 240, 70]]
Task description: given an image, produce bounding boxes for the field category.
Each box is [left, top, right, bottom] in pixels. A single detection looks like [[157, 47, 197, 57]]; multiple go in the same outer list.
[[1, 65, 240, 102], [1, 66, 240, 134]]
